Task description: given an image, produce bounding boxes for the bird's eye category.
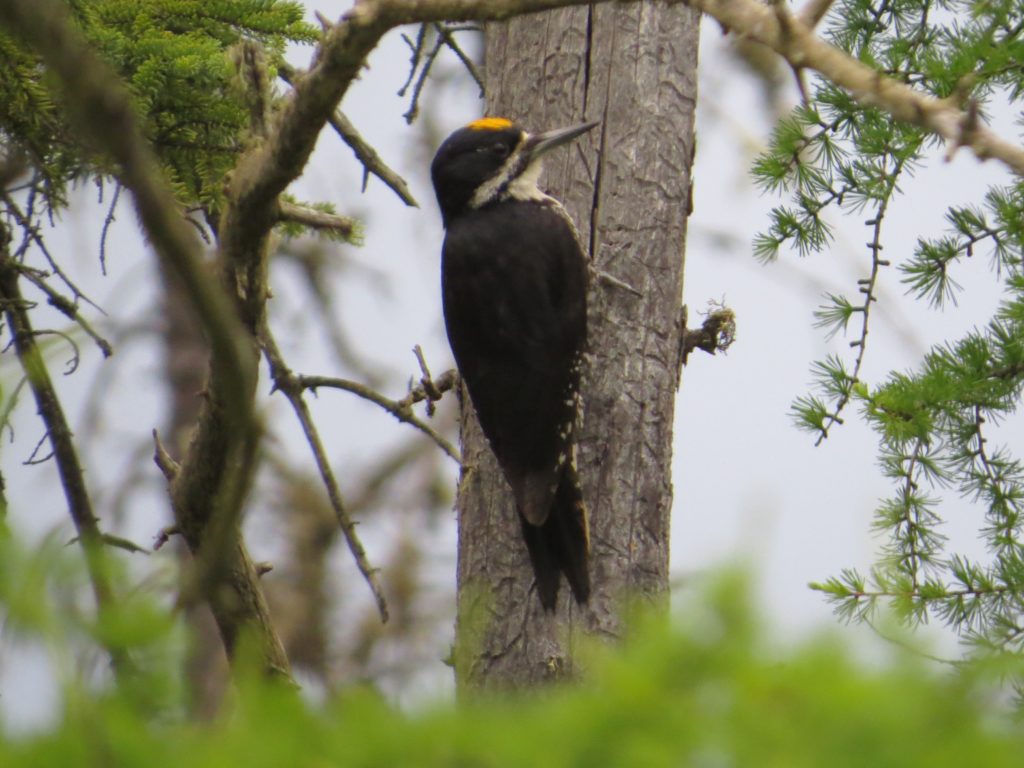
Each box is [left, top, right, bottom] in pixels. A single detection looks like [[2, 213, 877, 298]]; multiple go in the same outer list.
[[488, 141, 509, 158]]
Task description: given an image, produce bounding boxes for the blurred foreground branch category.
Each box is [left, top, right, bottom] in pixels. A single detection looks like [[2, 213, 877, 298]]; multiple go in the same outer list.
[[0, 236, 128, 676]]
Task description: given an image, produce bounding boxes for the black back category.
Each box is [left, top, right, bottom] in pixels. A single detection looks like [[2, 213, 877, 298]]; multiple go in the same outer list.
[[441, 199, 587, 520]]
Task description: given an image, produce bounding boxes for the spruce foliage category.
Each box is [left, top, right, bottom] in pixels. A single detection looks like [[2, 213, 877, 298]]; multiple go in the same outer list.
[[0, 0, 316, 209]]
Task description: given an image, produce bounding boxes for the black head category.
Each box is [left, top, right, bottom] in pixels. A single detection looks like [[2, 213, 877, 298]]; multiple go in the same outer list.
[[431, 117, 598, 227]]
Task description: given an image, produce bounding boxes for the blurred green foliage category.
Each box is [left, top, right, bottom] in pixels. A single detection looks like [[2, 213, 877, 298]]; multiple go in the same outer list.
[[2, 527, 1022, 765]]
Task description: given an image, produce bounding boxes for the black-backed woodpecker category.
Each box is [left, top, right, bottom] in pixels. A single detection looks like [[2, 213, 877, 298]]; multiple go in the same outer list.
[[431, 117, 597, 611]]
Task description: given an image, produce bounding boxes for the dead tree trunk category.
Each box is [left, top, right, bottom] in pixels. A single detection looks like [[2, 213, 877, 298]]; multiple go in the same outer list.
[[455, 4, 701, 686]]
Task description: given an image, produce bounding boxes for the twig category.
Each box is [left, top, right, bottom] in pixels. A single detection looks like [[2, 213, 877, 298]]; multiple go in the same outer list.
[[2, 190, 105, 314], [13, 263, 113, 357], [152, 428, 180, 481], [68, 532, 150, 555], [398, 24, 429, 97], [24, 430, 54, 465], [402, 28, 446, 124], [278, 200, 361, 239], [32, 329, 82, 375], [433, 23, 484, 96], [863, 616, 960, 666], [402, 357, 458, 415], [411, 344, 446, 416], [276, 62, 417, 206], [301, 373, 461, 463], [99, 181, 122, 276], [593, 267, 643, 297], [0, 376, 28, 444], [260, 320, 390, 623], [152, 524, 181, 551]]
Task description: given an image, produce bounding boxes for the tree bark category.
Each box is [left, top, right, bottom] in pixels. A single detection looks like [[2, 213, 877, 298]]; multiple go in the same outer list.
[[455, 4, 700, 686]]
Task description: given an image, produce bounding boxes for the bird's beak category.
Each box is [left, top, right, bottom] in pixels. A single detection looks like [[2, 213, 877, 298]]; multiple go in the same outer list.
[[524, 121, 599, 160]]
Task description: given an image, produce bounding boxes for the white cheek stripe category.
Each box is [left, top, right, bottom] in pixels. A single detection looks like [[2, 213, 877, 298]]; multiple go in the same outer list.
[[506, 160, 549, 203], [469, 136, 554, 209]]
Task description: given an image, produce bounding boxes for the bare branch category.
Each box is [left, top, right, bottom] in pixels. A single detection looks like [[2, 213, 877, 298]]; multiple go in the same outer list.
[[300, 373, 461, 463], [260, 321, 390, 623], [2, 190, 104, 314], [153, 524, 181, 551], [410, 344, 451, 416], [401, 25, 447, 124], [277, 63, 418, 207], [433, 23, 484, 96]]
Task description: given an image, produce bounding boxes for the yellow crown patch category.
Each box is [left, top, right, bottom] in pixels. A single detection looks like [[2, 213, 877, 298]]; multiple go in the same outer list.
[[467, 117, 514, 131]]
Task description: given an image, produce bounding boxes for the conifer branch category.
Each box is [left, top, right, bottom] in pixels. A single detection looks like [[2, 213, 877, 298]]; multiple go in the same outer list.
[[682, 0, 1024, 176], [814, 158, 904, 445]]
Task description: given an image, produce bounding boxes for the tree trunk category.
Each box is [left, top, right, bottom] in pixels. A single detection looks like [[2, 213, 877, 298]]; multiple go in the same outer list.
[[455, 4, 701, 687]]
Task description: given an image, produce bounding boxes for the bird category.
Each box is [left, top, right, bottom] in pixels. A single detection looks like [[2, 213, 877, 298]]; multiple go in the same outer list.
[[431, 116, 597, 611]]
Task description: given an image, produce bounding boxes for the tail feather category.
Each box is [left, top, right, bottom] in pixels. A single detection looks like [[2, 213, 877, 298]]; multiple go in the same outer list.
[[519, 464, 590, 611]]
